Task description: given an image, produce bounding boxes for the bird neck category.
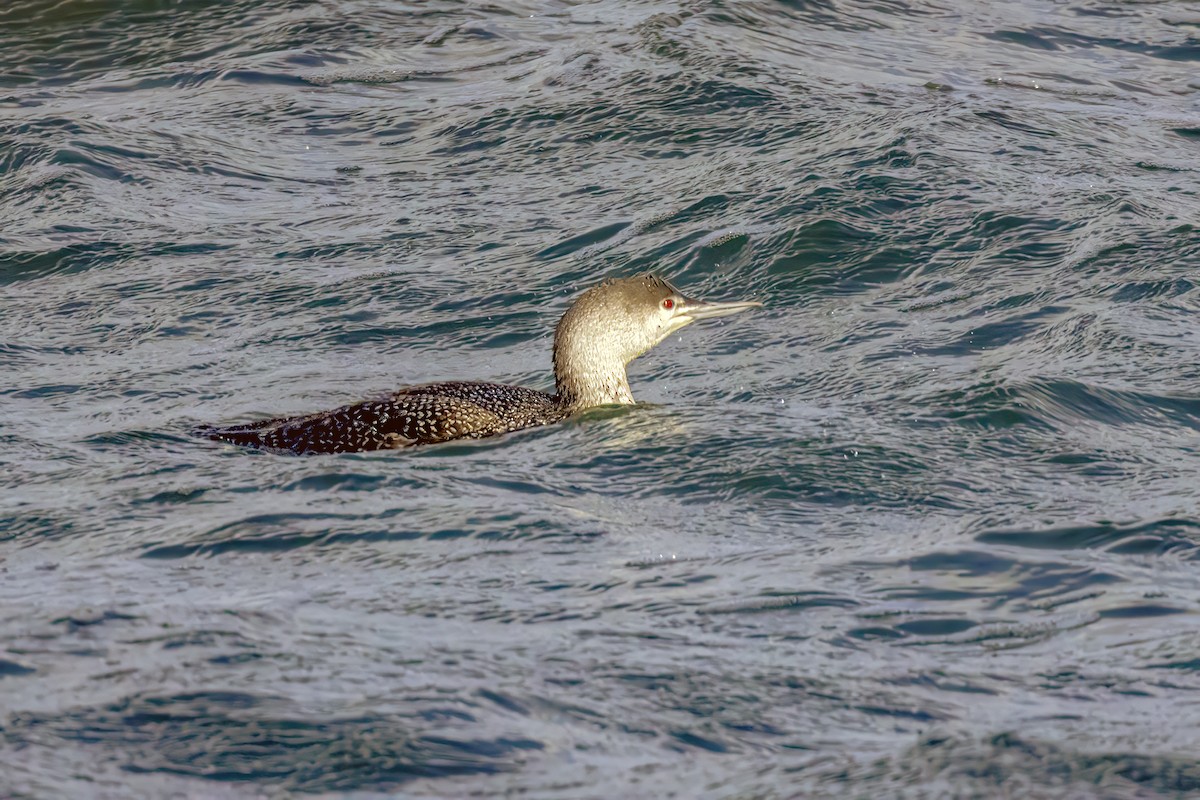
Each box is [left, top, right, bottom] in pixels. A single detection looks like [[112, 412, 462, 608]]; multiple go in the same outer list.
[[550, 281, 657, 411], [555, 362, 635, 410], [552, 337, 636, 410]]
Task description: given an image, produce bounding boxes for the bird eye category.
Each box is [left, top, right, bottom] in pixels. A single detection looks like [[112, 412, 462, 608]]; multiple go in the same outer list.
[[662, 298, 674, 310]]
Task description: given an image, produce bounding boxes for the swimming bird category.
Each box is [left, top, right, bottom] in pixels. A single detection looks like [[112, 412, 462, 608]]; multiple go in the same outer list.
[[197, 274, 762, 454]]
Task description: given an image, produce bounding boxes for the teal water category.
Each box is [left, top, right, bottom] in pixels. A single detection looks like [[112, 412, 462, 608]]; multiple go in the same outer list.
[[3, 0, 1200, 796]]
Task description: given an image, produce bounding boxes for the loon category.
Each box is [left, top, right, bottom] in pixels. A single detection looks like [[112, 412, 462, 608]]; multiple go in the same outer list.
[[197, 274, 762, 454]]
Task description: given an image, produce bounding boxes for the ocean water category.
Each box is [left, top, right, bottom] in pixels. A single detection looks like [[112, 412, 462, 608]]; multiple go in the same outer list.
[[2, 0, 1199, 796]]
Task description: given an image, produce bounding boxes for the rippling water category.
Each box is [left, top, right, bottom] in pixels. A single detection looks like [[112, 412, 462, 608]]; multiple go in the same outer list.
[[3, 0, 1200, 796]]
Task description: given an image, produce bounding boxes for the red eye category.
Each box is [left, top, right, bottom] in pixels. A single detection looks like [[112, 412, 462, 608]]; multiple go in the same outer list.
[[662, 298, 674, 310]]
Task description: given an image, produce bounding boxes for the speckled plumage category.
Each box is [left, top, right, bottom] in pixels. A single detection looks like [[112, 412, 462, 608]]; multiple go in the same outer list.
[[197, 381, 568, 454], [198, 274, 761, 455]]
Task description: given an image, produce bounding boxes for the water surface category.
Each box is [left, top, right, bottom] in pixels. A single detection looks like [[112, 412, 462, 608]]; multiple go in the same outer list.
[[2, 0, 1200, 796]]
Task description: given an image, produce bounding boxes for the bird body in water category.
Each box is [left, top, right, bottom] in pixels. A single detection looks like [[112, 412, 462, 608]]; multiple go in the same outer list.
[[197, 274, 761, 454]]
